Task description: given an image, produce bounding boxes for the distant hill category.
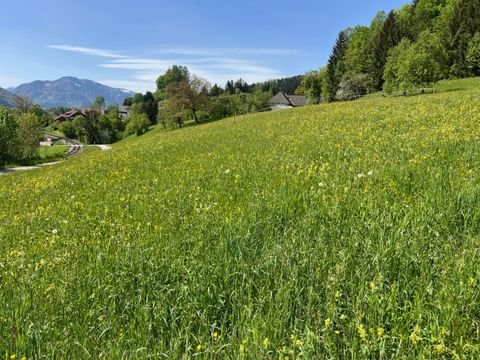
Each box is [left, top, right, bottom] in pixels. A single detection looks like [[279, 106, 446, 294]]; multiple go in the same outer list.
[[0, 87, 15, 108], [10, 77, 135, 109]]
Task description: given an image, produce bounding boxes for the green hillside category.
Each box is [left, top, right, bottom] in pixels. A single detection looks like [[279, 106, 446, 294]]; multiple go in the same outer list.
[[1, 78, 480, 358]]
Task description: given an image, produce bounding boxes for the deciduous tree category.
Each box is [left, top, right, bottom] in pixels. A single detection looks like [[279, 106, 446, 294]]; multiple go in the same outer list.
[[16, 112, 42, 159], [0, 108, 17, 165]]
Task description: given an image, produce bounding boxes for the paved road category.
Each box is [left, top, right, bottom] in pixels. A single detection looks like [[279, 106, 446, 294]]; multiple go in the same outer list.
[[0, 161, 62, 175], [0, 133, 111, 176], [43, 131, 83, 157]]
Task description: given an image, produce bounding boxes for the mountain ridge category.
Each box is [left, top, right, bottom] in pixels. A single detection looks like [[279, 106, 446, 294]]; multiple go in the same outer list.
[[0, 87, 16, 108], [10, 77, 136, 108]]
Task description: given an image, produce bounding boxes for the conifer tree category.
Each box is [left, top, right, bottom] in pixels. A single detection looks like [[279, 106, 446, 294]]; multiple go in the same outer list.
[[446, 0, 480, 77], [326, 30, 349, 101], [371, 11, 403, 90]]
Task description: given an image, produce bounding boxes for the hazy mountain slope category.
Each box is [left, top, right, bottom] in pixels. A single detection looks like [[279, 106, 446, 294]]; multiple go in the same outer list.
[[11, 77, 135, 108], [0, 87, 15, 108]]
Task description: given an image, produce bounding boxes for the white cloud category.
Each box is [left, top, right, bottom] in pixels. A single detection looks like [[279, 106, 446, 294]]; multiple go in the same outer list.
[[98, 80, 152, 94], [159, 47, 302, 56], [47, 45, 130, 59], [47, 45, 297, 92]]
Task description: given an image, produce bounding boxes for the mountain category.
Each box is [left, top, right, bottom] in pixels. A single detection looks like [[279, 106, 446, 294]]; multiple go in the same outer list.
[[0, 87, 15, 108], [10, 77, 135, 108]]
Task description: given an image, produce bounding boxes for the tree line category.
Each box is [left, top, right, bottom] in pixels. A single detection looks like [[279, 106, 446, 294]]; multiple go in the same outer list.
[[302, 0, 480, 103], [123, 67, 303, 130]]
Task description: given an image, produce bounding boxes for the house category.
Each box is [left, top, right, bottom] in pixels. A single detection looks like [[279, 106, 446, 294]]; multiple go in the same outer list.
[[54, 109, 84, 122], [118, 106, 131, 119], [54, 108, 105, 122], [269, 92, 307, 110]]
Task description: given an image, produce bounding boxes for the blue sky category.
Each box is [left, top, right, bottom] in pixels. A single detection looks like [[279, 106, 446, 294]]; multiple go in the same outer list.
[[1, 0, 408, 93]]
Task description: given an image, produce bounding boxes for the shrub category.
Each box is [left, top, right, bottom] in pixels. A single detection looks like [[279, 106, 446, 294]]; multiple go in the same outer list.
[[466, 32, 480, 76], [126, 114, 150, 136], [335, 74, 370, 101], [0, 108, 17, 165], [59, 121, 77, 139]]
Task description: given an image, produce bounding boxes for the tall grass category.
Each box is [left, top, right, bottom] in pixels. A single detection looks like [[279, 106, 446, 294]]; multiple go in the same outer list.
[[1, 78, 480, 358]]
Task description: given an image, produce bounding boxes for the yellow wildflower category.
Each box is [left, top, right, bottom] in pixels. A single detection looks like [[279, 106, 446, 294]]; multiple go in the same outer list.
[[263, 337, 270, 347], [434, 344, 445, 355], [409, 325, 421, 345], [357, 324, 367, 341]]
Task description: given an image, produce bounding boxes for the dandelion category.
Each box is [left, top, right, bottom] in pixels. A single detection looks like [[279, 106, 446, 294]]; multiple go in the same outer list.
[[434, 343, 445, 355], [324, 318, 332, 327], [376, 327, 385, 338], [213, 331, 219, 340], [409, 325, 421, 345], [10, 355, 16, 360], [334, 330, 341, 335], [263, 337, 270, 347], [196, 344, 204, 352], [357, 324, 367, 341]]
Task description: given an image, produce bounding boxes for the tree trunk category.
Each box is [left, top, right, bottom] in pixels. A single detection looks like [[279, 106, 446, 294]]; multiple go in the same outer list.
[[192, 109, 199, 123]]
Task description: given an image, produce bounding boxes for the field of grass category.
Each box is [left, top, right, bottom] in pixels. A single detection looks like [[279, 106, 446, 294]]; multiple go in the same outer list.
[[1, 78, 480, 358], [38, 145, 69, 161], [2, 145, 68, 169], [358, 76, 480, 101]]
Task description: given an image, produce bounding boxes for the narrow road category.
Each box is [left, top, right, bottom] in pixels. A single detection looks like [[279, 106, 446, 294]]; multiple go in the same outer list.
[[43, 131, 83, 158], [0, 133, 111, 176], [0, 162, 62, 175]]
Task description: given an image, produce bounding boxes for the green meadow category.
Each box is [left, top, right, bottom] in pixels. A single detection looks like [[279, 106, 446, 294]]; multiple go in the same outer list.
[[1, 78, 480, 358]]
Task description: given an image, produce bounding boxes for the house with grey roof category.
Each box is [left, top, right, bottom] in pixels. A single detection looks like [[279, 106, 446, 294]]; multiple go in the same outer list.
[[269, 92, 307, 110], [118, 106, 131, 119]]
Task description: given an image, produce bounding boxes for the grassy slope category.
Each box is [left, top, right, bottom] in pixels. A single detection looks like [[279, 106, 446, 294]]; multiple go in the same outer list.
[[2, 146, 69, 169], [1, 79, 480, 358]]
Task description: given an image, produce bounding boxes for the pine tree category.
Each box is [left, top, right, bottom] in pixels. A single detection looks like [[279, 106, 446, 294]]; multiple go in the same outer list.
[[371, 11, 403, 90], [209, 84, 223, 97], [225, 80, 235, 95], [446, 0, 480, 77], [326, 30, 349, 101]]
